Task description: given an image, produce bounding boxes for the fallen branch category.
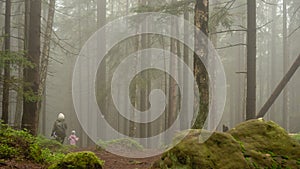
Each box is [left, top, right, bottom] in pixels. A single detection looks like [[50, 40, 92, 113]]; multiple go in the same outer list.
[[257, 54, 300, 118]]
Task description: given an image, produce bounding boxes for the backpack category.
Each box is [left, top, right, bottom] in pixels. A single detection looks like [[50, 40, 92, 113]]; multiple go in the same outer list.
[[54, 120, 67, 137]]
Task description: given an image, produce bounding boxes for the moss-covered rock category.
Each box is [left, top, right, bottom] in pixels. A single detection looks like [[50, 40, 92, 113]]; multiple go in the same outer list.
[[48, 151, 104, 169], [229, 119, 300, 168], [152, 119, 300, 169], [152, 130, 249, 169]]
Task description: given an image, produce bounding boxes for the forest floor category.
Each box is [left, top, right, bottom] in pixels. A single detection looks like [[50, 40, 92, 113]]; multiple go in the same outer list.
[[74, 147, 161, 169], [0, 147, 161, 169]]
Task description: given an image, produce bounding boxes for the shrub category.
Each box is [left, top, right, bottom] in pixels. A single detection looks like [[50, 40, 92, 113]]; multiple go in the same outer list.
[[48, 151, 104, 169], [0, 121, 67, 165], [0, 144, 18, 159]]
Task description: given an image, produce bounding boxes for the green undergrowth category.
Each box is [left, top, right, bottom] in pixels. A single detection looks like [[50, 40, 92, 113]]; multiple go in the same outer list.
[[96, 138, 143, 151], [0, 121, 105, 168], [48, 151, 104, 169], [0, 122, 68, 164]]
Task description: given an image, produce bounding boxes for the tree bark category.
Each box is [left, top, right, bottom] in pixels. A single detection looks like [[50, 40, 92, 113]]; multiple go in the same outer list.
[[246, 0, 256, 120], [22, 0, 41, 136], [168, 6, 178, 129], [282, 0, 289, 130], [14, 2, 24, 129], [257, 54, 300, 118], [269, 0, 277, 120], [38, 0, 56, 134], [192, 0, 209, 129], [97, 0, 107, 140], [181, 11, 189, 130], [2, 0, 11, 124]]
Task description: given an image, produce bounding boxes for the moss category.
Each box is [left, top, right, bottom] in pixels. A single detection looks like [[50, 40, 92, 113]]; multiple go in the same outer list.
[[96, 138, 143, 151], [290, 133, 300, 143], [229, 119, 300, 169], [48, 151, 104, 169], [152, 119, 300, 169], [153, 130, 249, 169]]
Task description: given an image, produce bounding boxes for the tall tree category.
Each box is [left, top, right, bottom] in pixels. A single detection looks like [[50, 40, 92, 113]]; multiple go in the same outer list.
[[181, 10, 190, 130], [269, 0, 277, 121], [2, 0, 11, 124], [282, 0, 289, 130], [22, 0, 41, 135], [97, 0, 107, 139], [246, 0, 256, 120], [192, 0, 209, 129], [168, 0, 178, 129], [39, 0, 56, 134], [14, 2, 25, 129]]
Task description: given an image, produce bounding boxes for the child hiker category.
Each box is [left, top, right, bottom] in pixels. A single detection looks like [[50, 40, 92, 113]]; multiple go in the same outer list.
[[68, 130, 79, 146]]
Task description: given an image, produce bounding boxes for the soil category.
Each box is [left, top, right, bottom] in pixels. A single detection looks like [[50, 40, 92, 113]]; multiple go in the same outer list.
[[0, 147, 161, 169]]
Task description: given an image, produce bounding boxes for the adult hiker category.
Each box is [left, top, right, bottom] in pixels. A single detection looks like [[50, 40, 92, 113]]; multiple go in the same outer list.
[[51, 112, 68, 144]]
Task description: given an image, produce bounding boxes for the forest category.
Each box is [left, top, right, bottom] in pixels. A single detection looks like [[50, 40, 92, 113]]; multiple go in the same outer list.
[[0, 0, 300, 168]]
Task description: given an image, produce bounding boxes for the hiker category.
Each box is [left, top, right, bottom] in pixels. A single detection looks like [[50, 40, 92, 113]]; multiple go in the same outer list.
[[222, 124, 229, 132], [68, 130, 79, 146], [51, 113, 67, 144]]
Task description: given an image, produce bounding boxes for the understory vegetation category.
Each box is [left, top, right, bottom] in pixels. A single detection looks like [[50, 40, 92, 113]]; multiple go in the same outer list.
[[0, 121, 104, 169]]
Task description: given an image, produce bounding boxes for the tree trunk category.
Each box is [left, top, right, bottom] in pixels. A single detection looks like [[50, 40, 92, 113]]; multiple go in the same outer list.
[[282, 0, 289, 130], [246, 0, 256, 120], [181, 10, 189, 130], [269, 0, 277, 121], [168, 8, 178, 129], [14, 2, 24, 129], [22, 0, 41, 136], [2, 0, 11, 124], [97, 0, 107, 140], [192, 0, 209, 129], [38, 0, 56, 134], [257, 54, 300, 118]]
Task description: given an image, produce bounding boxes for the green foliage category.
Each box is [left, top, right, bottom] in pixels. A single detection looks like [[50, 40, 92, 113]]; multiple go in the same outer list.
[[0, 124, 35, 160], [40, 148, 65, 164], [0, 48, 39, 102], [0, 144, 18, 159], [48, 151, 104, 169], [0, 50, 34, 70], [22, 88, 41, 102], [0, 121, 67, 165], [35, 135, 73, 153], [96, 138, 143, 151], [133, 0, 194, 15]]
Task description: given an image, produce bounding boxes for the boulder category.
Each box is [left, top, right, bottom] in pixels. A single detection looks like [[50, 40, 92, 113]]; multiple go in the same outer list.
[[152, 119, 300, 169]]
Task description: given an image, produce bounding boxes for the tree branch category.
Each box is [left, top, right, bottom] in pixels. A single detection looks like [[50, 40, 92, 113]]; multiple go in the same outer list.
[[288, 25, 300, 38], [216, 43, 246, 50]]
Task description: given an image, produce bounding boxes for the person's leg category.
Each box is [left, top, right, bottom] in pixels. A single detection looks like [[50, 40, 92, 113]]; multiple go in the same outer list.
[[55, 137, 61, 143], [61, 137, 65, 144]]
